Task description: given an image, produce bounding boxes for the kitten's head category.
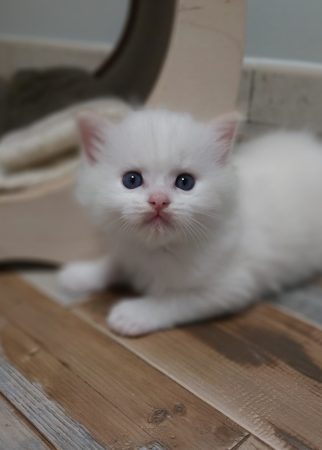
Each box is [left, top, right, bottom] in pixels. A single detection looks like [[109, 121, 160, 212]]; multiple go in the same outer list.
[[76, 109, 239, 248]]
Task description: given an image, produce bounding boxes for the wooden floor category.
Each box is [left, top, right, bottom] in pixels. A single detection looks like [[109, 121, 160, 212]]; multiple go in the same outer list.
[[1, 274, 322, 449]]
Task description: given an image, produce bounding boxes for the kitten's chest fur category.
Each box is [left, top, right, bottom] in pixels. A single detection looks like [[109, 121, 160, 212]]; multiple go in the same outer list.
[[115, 242, 209, 294]]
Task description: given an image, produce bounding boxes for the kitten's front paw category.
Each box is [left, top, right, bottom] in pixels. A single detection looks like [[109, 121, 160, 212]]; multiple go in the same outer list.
[[58, 261, 108, 294], [107, 298, 172, 336]]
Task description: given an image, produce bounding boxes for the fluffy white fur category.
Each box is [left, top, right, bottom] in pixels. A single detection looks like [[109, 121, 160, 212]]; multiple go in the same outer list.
[[59, 109, 322, 336]]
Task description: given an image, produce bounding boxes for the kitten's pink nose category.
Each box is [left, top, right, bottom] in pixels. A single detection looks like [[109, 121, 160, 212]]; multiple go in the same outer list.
[[148, 192, 170, 211]]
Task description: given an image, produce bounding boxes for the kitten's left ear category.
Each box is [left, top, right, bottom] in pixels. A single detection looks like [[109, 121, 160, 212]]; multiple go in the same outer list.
[[211, 112, 241, 165]]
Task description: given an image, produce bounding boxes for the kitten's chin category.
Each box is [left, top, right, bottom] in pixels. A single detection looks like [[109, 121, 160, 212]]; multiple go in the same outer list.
[[141, 220, 176, 247], [122, 217, 177, 248]]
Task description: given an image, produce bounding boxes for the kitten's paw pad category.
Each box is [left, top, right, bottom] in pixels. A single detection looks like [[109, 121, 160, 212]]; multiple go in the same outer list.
[[107, 299, 164, 336], [58, 262, 106, 294]]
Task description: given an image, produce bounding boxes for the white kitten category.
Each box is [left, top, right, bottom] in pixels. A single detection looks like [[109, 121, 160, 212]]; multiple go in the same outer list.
[[59, 109, 322, 336]]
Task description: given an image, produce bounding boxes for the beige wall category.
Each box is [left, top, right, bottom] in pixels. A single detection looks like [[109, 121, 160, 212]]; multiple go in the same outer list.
[[0, 0, 129, 46], [246, 0, 322, 63]]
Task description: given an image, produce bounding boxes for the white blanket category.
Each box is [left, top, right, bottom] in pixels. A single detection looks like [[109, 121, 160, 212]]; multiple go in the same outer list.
[[0, 99, 130, 191]]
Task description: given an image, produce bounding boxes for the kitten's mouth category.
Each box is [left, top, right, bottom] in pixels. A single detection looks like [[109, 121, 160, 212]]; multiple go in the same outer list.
[[143, 212, 172, 228]]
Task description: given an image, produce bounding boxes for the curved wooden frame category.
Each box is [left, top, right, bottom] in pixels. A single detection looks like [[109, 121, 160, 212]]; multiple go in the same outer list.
[[0, 0, 246, 264], [95, 0, 176, 103]]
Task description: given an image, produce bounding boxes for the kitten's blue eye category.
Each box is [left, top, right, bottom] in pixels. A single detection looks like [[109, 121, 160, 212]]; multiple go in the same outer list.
[[175, 173, 195, 191], [122, 171, 143, 189]]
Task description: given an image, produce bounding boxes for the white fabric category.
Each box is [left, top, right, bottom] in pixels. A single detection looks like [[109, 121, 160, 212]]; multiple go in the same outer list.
[[0, 99, 130, 191]]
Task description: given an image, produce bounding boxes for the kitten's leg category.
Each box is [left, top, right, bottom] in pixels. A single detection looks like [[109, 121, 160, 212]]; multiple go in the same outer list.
[[107, 290, 249, 336], [58, 257, 117, 294]]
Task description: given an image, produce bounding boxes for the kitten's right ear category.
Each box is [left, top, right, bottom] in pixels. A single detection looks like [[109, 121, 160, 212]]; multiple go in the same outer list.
[[77, 111, 110, 164]]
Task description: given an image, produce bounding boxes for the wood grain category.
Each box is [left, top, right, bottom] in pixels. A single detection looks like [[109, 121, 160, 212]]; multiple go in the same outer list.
[[0, 352, 106, 450], [0, 274, 248, 450], [0, 395, 52, 450], [75, 296, 322, 450], [0, 324, 151, 449]]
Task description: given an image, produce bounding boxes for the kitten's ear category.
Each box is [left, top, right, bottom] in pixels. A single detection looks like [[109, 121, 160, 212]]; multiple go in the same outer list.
[[211, 112, 241, 165], [77, 111, 110, 164]]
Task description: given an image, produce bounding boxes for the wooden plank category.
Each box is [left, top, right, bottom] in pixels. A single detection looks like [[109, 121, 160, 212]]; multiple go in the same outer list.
[[0, 394, 52, 450], [75, 296, 322, 450], [0, 274, 248, 450], [0, 324, 152, 449], [0, 352, 106, 450]]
